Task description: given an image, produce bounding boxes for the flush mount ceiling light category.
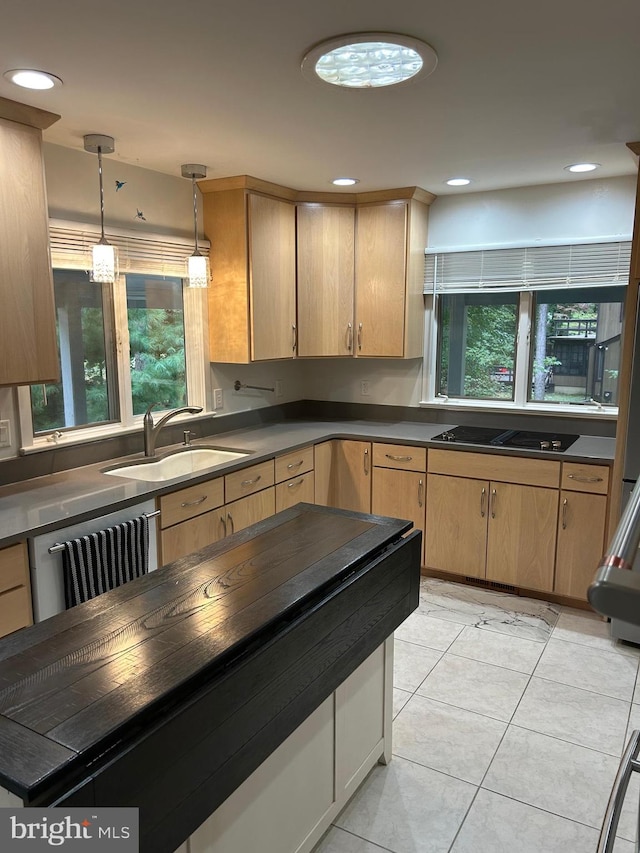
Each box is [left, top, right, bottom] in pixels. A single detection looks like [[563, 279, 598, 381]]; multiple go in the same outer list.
[[565, 163, 600, 173], [181, 164, 210, 288], [302, 32, 437, 89], [332, 177, 359, 186], [83, 134, 118, 284], [446, 177, 471, 186], [3, 69, 62, 90]]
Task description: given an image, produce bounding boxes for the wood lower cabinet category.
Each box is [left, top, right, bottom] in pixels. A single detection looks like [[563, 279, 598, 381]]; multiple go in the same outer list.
[[372, 468, 425, 558], [555, 490, 608, 600], [425, 474, 488, 579], [297, 204, 355, 357], [0, 542, 33, 638], [485, 482, 558, 592], [314, 440, 371, 513], [276, 472, 315, 512], [225, 489, 275, 536], [161, 511, 225, 565]]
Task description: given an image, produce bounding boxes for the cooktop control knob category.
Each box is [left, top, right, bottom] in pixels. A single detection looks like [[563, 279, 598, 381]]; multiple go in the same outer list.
[[540, 440, 550, 450], [551, 440, 562, 450]]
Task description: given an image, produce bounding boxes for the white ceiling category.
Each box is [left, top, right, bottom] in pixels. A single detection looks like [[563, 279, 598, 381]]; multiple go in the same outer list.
[[2, 0, 639, 196]]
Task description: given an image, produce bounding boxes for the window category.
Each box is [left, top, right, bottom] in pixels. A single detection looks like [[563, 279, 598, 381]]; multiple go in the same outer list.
[[425, 241, 630, 411], [18, 220, 209, 448]]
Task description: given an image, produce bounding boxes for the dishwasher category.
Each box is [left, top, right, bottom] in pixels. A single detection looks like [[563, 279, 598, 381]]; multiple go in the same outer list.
[[28, 499, 159, 623]]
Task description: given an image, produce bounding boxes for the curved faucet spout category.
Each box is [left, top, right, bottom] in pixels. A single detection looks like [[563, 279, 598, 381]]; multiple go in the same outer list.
[[143, 403, 203, 457]]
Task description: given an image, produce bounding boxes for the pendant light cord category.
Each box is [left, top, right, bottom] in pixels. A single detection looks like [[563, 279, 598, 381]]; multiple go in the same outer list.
[[192, 174, 200, 255], [97, 145, 106, 243]]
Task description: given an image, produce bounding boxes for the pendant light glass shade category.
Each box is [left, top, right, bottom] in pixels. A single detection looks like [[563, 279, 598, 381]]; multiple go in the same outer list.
[[84, 134, 118, 284], [181, 164, 210, 288]]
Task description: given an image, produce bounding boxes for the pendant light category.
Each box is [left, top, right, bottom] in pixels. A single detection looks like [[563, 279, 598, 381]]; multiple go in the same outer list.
[[83, 134, 118, 283], [181, 164, 209, 288]]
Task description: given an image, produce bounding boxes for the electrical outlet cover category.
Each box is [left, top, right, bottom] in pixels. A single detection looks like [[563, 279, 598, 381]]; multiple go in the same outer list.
[[214, 388, 223, 409]]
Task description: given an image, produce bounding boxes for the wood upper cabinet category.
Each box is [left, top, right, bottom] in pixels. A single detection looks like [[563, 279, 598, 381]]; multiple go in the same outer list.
[[354, 198, 429, 358], [297, 204, 355, 357], [202, 186, 296, 363], [0, 99, 60, 386]]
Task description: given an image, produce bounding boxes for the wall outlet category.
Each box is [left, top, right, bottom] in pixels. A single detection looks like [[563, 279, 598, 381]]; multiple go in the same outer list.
[[213, 388, 224, 410], [275, 380, 284, 398], [360, 380, 370, 396], [0, 419, 10, 448]]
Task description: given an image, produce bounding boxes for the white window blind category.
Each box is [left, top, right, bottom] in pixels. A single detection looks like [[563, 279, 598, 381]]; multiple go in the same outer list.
[[424, 240, 632, 294], [49, 219, 210, 277]]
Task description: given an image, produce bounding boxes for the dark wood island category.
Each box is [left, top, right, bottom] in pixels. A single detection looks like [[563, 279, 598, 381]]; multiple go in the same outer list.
[[0, 503, 421, 853]]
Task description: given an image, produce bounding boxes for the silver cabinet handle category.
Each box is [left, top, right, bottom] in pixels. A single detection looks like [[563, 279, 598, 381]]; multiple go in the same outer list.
[[227, 512, 235, 534], [287, 460, 304, 470], [220, 514, 227, 537], [287, 477, 305, 488], [597, 730, 640, 853], [562, 497, 568, 529], [292, 323, 297, 352], [480, 487, 486, 518], [418, 478, 424, 508], [181, 495, 207, 508], [364, 447, 370, 475], [357, 322, 363, 351], [491, 488, 497, 519], [347, 322, 353, 352], [241, 475, 262, 487], [568, 473, 603, 483], [386, 453, 413, 462]]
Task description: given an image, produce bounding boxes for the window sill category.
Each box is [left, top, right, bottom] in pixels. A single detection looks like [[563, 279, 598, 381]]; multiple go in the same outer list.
[[20, 411, 214, 456], [419, 398, 617, 421]]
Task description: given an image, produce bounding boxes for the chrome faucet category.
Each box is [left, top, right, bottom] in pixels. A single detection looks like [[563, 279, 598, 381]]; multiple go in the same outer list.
[[143, 403, 203, 457]]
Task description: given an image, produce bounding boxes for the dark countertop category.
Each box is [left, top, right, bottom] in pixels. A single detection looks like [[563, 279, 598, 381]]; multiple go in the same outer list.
[[0, 504, 416, 820], [0, 418, 616, 548]]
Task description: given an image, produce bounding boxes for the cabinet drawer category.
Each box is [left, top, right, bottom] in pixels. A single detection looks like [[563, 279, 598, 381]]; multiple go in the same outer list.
[[561, 463, 609, 495], [276, 472, 315, 512], [275, 446, 314, 483], [428, 449, 560, 488], [0, 542, 29, 595], [373, 443, 426, 472], [225, 460, 275, 503], [0, 585, 32, 638], [160, 478, 225, 528]]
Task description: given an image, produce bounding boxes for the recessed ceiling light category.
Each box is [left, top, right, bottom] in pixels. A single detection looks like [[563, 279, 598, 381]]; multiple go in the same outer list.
[[3, 69, 62, 90], [565, 163, 600, 173], [446, 178, 471, 186], [332, 177, 359, 186], [302, 32, 438, 89]]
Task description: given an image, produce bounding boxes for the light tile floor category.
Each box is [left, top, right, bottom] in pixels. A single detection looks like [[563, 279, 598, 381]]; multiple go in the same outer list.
[[313, 577, 640, 853]]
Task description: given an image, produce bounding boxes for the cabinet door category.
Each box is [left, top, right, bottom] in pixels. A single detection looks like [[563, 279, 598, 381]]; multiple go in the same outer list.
[[486, 483, 558, 591], [555, 491, 607, 600], [372, 468, 425, 563], [332, 440, 372, 513], [0, 116, 58, 385], [425, 474, 488, 579], [225, 488, 276, 536], [0, 542, 32, 637], [297, 204, 355, 357], [354, 202, 407, 357], [249, 194, 296, 361], [275, 472, 315, 512], [160, 510, 226, 565]]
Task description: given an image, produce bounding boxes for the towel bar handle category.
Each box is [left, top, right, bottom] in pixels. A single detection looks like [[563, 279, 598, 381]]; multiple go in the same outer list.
[[47, 509, 161, 554]]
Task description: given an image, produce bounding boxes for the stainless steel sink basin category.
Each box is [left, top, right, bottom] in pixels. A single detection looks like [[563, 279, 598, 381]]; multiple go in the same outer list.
[[103, 447, 251, 482]]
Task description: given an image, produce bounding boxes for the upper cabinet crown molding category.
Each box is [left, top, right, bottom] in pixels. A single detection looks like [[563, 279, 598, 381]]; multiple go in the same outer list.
[[0, 95, 60, 130], [0, 98, 60, 386]]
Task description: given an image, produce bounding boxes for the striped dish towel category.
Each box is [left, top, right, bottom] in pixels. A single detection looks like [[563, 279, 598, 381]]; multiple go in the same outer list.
[[61, 515, 150, 609]]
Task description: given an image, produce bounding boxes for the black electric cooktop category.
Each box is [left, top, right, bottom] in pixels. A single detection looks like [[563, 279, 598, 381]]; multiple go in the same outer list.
[[431, 426, 579, 453]]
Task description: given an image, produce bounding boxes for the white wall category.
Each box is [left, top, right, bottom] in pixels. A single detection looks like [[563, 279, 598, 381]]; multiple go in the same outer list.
[[301, 358, 424, 407], [427, 175, 635, 249], [210, 360, 307, 414]]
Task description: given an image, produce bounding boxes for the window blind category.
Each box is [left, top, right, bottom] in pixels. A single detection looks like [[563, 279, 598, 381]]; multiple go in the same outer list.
[[424, 240, 631, 294], [49, 219, 210, 278]]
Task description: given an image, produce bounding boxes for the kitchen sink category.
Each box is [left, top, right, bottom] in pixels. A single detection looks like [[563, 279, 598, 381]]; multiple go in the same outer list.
[[103, 447, 251, 482]]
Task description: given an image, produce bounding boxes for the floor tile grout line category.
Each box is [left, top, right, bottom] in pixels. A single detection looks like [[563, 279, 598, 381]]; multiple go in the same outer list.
[[328, 825, 396, 853]]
